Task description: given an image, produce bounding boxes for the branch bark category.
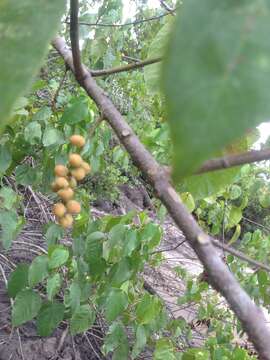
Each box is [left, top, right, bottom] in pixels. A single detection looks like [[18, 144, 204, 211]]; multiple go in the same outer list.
[[52, 35, 270, 359], [70, 0, 84, 81], [164, 148, 270, 177]]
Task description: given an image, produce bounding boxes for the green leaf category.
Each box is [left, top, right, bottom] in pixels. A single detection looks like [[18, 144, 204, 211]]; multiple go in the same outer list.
[[132, 325, 147, 359], [181, 168, 240, 200], [8, 264, 29, 298], [0, 187, 18, 210], [32, 106, 52, 122], [15, 164, 37, 186], [37, 302, 64, 336], [144, 20, 173, 94], [85, 231, 106, 276], [257, 270, 268, 287], [227, 206, 242, 229], [0, 0, 66, 132], [163, 0, 270, 179], [109, 258, 133, 286], [123, 230, 140, 257], [154, 339, 176, 360], [182, 348, 210, 360], [105, 289, 128, 322], [28, 255, 48, 287], [69, 281, 81, 313], [0, 145, 12, 174], [228, 224, 241, 245], [103, 322, 129, 357], [42, 127, 65, 147], [0, 209, 22, 249], [60, 98, 89, 125], [229, 185, 242, 200], [181, 192, 195, 213], [136, 294, 162, 325], [70, 304, 96, 335], [259, 191, 270, 208], [12, 289, 42, 326], [44, 223, 64, 247], [48, 247, 69, 269], [47, 273, 62, 301], [24, 122, 42, 144]]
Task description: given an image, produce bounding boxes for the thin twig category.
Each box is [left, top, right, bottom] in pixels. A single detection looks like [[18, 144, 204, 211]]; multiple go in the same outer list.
[[17, 329, 25, 360], [150, 239, 186, 254], [242, 216, 270, 233], [197, 148, 270, 174], [55, 325, 69, 355], [84, 333, 102, 360], [164, 148, 270, 176], [89, 116, 104, 138], [28, 186, 49, 223], [212, 239, 270, 272], [91, 57, 162, 77], [66, 11, 171, 28]]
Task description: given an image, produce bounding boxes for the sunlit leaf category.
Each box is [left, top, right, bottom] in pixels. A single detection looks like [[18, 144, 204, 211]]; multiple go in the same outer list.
[[163, 0, 270, 179]]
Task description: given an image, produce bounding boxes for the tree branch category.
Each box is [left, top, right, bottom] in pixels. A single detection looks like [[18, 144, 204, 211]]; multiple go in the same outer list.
[[164, 148, 270, 177], [52, 36, 270, 359], [70, 0, 85, 81], [66, 12, 172, 28], [212, 239, 270, 273], [91, 57, 162, 77]]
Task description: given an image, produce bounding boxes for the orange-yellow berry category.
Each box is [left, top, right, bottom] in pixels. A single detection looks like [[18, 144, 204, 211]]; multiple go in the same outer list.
[[58, 188, 74, 202], [71, 167, 86, 181], [68, 177, 77, 189], [69, 153, 83, 168], [70, 135, 86, 148], [54, 164, 69, 177], [51, 181, 59, 192], [66, 200, 81, 214], [81, 161, 91, 175], [53, 203, 66, 218], [59, 213, 73, 228], [55, 177, 69, 189]]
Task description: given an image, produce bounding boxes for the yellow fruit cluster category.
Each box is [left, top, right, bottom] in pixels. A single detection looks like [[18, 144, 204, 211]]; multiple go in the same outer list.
[[51, 135, 91, 228]]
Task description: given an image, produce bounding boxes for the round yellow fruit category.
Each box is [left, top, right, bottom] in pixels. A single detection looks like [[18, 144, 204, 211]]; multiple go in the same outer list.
[[71, 167, 86, 181], [70, 135, 86, 148], [59, 213, 73, 228], [51, 181, 59, 192], [55, 177, 69, 189], [81, 161, 91, 175], [54, 164, 68, 177], [69, 153, 83, 168], [68, 177, 77, 189], [66, 200, 81, 214], [58, 188, 74, 202], [53, 203, 66, 218]]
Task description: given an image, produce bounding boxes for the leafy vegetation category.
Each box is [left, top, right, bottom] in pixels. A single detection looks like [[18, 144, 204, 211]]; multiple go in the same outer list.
[[1, 0, 270, 358]]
